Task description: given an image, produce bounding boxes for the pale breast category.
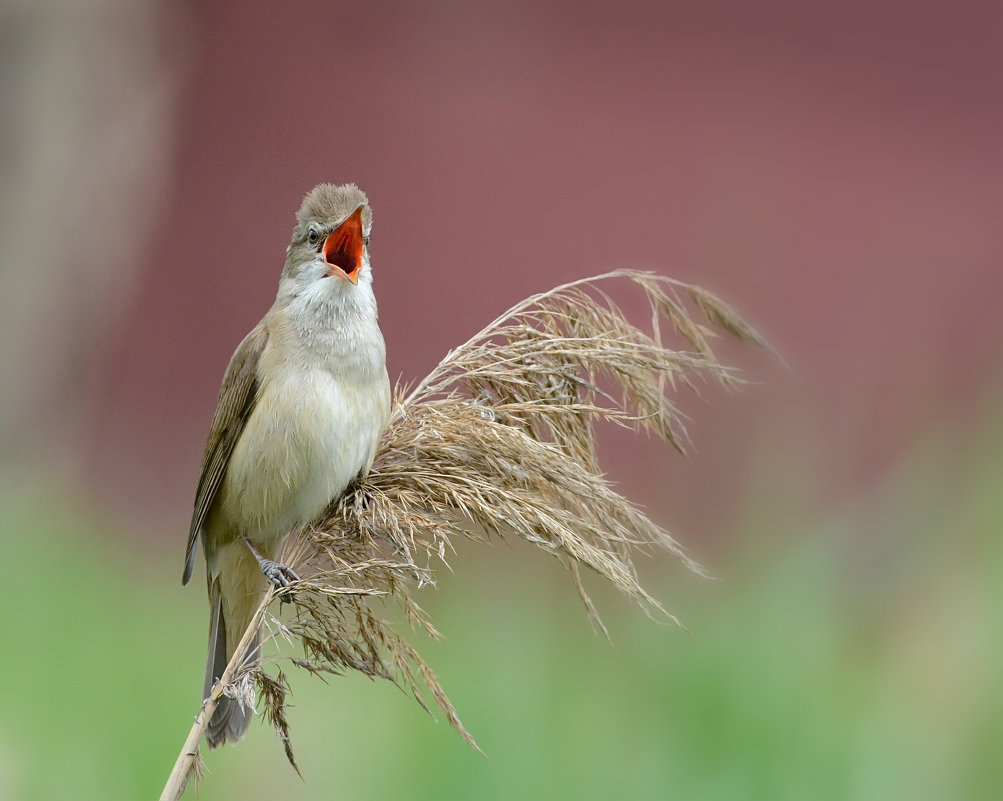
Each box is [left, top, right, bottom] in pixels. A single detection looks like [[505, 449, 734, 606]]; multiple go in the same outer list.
[[218, 364, 389, 545]]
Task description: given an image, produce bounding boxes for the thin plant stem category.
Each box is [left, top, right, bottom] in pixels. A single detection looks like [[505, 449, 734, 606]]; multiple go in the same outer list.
[[160, 586, 278, 801]]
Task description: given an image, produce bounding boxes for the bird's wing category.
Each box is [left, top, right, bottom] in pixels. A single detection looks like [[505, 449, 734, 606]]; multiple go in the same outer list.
[[182, 322, 269, 584]]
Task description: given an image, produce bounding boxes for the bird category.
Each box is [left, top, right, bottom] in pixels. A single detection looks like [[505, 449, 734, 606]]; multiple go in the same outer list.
[[182, 183, 391, 748]]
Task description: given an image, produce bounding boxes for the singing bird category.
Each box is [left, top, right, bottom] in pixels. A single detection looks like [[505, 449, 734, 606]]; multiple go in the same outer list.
[[182, 183, 391, 747]]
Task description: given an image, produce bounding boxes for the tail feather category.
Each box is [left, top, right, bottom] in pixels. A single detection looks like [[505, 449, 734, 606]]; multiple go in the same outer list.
[[203, 578, 258, 748]]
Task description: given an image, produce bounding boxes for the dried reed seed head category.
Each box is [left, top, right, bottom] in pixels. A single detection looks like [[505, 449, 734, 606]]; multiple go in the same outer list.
[[254, 269, 769, 761]]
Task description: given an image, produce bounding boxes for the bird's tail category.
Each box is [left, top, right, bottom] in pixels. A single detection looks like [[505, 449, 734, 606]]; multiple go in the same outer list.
[[203, 570, 261, 748]]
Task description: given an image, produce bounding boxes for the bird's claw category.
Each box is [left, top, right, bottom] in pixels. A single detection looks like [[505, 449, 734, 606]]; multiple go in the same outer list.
[[260, 559, 301, 590], [242, 536, 300, 600]]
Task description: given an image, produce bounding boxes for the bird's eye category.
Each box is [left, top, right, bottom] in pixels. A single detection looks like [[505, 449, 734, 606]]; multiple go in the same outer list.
[[363, 235, 370, 247], [308, 228, 320, 245]]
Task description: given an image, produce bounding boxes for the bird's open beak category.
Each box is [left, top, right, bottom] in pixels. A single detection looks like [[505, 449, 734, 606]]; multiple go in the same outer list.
[[322, 204, 366, 285]]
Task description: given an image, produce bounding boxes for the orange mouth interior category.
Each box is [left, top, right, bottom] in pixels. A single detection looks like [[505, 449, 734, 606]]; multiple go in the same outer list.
[[323, 206, 365, 282]]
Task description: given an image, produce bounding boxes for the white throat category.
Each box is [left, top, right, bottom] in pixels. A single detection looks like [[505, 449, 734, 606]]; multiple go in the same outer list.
[[282, 260, 385, 377]]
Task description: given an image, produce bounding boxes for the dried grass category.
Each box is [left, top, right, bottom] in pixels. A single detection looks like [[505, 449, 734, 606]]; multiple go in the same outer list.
[[208, 269, 768, 773]]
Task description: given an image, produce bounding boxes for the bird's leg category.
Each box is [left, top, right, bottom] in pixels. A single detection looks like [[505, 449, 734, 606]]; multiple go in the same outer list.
[[242, 536, 301, 594]]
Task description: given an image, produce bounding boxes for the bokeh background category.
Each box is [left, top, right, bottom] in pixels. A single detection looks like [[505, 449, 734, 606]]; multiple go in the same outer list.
[[2, 1, 1001, 799]]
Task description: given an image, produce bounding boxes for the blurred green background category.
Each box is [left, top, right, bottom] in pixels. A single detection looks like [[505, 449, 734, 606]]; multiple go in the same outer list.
[[2, 1, 1002, 799], [2, 405, 1001, 800]]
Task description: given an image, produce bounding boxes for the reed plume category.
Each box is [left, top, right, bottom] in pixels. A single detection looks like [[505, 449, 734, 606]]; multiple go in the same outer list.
[[161, 269, 769, 799]]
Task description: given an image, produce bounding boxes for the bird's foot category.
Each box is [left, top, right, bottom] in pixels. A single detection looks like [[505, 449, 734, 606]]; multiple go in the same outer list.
[[242, 537, 301, 598], [259, 559, 301, 590]]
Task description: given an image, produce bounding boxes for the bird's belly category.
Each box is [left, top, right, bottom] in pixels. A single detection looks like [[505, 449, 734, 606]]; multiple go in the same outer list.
[[217, 368, 383, 547]]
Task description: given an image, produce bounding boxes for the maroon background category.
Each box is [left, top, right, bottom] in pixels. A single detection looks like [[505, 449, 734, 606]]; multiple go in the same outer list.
[[84, 0, 1003, 546]]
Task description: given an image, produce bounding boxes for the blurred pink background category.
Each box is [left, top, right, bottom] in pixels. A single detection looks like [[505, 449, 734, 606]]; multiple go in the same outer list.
[[4, 0, 1002, 548]]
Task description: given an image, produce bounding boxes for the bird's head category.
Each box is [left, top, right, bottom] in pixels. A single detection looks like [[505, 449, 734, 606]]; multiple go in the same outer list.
[[280, 183, 373, 299]]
